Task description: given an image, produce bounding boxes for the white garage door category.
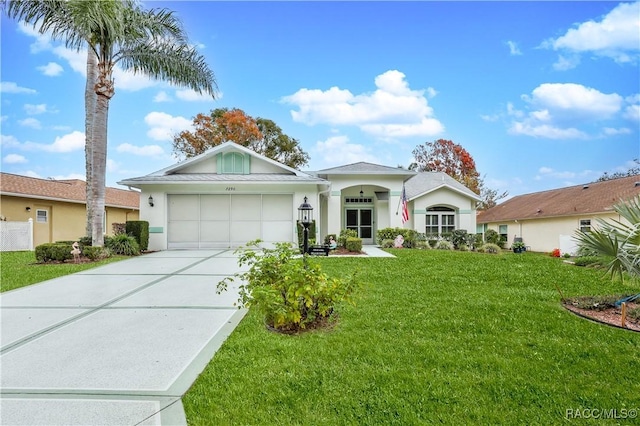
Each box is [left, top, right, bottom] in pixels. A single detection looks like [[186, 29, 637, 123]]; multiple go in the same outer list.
[[167, 194, 294, 249]]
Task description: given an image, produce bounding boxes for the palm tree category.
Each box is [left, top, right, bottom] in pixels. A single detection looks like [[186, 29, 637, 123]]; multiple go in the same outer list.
[[5, 0, 217, 246], [574, 195, 640, 282]]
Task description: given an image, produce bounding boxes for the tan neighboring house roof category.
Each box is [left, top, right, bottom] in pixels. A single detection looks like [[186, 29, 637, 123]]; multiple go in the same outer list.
[[0, 172, 139, 209], [477, 175, 640, 223]]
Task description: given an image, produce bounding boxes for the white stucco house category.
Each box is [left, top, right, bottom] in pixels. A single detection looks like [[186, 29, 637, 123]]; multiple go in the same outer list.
[[119, 142, 481, 251]]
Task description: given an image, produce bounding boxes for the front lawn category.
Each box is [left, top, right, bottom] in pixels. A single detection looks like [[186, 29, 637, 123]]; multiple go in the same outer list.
[[184, 250, 640, 425], [0, 251, 127, 292]]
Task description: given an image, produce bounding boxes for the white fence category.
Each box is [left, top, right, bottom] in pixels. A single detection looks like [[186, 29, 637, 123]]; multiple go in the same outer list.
[[0, 219, 34, 251]]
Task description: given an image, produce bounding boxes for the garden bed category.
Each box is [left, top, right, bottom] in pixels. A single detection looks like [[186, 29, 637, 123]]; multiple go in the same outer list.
[[563, 296, 640, 332]]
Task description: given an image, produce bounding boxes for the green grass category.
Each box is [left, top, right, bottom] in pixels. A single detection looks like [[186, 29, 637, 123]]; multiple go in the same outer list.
[[0, 251, 127, 292], [184, 250, 640, 425]]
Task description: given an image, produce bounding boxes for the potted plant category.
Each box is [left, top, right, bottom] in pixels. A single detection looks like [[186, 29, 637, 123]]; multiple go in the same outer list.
[[512, 241, 526, 253]]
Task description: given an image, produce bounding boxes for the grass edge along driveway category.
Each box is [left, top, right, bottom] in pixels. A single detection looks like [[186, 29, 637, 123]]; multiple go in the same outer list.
[[184, 249, 640, 425], [0, 251, 127, 293]]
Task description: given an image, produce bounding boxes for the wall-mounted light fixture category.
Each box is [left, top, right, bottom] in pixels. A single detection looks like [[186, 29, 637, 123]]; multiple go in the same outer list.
[[359, 186, 364, 197], [25, 207, 31, 212], [148, 195, 154, 207]]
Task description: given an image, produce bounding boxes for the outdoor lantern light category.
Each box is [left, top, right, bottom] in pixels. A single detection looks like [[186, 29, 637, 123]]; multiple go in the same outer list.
[[148, 195, 154, 207], [298, 196, 313, 256], [25, 207, 31, 212], [360, 186, 364, 197]]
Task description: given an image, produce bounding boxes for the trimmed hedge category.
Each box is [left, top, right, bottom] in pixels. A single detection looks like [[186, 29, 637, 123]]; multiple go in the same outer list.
[[35, 243, 73, 263], [83, 246, 111, 261], [345, 237, 363, 253], [376, 227, 417, 248], [126, 221, 149, 251], [338, 229, 358, 248]]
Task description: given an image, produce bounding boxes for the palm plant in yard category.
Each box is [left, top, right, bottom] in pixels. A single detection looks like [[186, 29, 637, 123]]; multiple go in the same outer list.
[[574, 195, 640, 284], [5, 0, 217, 246]]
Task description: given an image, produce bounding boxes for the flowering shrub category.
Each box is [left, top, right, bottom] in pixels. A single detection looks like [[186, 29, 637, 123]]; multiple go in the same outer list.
[[550, 248, 561, 257]]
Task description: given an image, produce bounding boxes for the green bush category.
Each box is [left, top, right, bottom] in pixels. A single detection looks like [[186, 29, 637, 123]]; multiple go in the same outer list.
[[217, 240, 361, 332], [83, 246, 111, 261], [126, 221, 149, 251], [338, 229, 358, 248], [450, 229, 468, 249], [473, 233, 484, 249], [376, 227, 417, 248], [380, 239, 395, 249], [415, 240, 431, 250], [78, 235, 93, 247], [480, 243, 501, 254], [435, 240, 454, 250], [484, 229, 501, 245], [35, 243, 73, 263], [458, 244, 469, 252], [345, 237, 363, 253], [106, 234, 140, 256]]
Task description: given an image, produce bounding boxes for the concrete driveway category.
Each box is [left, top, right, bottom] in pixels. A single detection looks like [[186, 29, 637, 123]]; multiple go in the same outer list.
[[0, 250, 247, 426]]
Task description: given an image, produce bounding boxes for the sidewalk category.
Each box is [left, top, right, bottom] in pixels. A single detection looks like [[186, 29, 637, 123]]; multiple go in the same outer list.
[[0, 250, 246, 426]]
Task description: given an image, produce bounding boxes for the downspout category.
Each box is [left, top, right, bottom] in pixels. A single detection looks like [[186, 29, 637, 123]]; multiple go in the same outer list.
[[317, 183, 332, 243]]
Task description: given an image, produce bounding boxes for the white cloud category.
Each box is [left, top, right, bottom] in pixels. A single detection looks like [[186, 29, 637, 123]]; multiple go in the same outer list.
[[602, 127, 631, 136], [18, 118, 42, 129], [144, 112, 193, 141], [37, 62, 64, 76], [314, 135, 379, 167], [0, 81, 37, 94], [506, 41, 522, 56], [508, 83, 624, 139], [282, 70, 444, 139], [552, 54, 581, 71], [3, 154, 28, 164], [22, 131, 85, 153], [545, 2, 640, 66], [116, 143, 165, 157], [51, 46, 87, 75], [51, 173, 86, 181], [176, 89, 214, 102], [24, 104, 49, 115], [18, 23, 52, 53], [154, 91, 172, 102], [1, 135, 21, 148], [535, 166, 595, 183]]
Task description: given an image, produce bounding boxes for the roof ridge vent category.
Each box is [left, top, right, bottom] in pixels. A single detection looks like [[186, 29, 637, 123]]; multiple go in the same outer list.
[[583, 184, 589, 189], [635, 182, 640, 187]]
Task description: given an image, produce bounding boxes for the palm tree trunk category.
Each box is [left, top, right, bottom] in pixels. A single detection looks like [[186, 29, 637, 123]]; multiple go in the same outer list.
[[85, 50, 98, 238], [91, 71, 114, 247]]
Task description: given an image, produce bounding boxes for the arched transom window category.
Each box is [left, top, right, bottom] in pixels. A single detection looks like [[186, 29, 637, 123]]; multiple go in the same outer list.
[[425, 206, 456, 235]]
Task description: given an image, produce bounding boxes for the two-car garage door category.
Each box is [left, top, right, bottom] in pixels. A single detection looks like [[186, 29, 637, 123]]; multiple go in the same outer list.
[[167, 194, 294, 249]]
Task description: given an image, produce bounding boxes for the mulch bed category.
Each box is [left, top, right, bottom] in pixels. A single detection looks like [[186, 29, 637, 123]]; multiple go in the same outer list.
[[563, 299, 640, 332]]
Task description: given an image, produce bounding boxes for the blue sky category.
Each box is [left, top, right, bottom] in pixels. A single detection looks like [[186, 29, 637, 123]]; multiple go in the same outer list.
[[1, 1, 639, 199]]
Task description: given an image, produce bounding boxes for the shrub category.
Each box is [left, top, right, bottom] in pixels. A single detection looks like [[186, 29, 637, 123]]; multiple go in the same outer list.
[[338, 229, 358, 248], [106, 234, 140, 256], [345, 237, 363, 253], [376, 227, 417, 248], [126, 221, 149, 251], [83, 246, 111, 261], [78, 235, 93, 247], [451, 229, 468, 249], [458, 244, 469, 252], [35, 243, 74, 263], [480, 243, 501, 254], [435, 240, 454, 250], [473, 233, 484, 249], [217, 240, 361, 332], [484, 229, 500, 244], [380, 239, 395, 249], [112, 223, 126, 235], [415, 240, 431, 250]]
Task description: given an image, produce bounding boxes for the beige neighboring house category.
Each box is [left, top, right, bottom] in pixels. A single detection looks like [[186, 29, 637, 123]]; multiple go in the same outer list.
[[119, 141, 481, 251], [0, 172, 140, 246], [476, 175, 640, 254]]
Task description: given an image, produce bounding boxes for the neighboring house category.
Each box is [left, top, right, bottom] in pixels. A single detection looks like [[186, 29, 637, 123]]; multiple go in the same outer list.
[[119, 142, 481, 251], [476, 175, 640, 254], [0, 172, 140, 246]]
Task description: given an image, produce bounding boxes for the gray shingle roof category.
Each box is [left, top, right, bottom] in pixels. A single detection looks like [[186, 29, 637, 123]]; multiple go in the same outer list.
[[119, 173, 327, 185], [312, 162, 416, 176], [405, 172, 481, 200]]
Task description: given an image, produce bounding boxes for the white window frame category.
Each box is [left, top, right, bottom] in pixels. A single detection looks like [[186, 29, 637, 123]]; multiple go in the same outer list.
[[425, 207, 456, 236], [36, 209, 48, 223], [579, 219, 591, 232]]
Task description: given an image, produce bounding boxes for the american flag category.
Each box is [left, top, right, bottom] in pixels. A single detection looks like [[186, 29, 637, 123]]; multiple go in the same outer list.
[[401, 185, 409, 224]]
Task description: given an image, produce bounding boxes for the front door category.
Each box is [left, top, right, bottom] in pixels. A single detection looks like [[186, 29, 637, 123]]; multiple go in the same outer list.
[[346, 208, 373, 244]]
